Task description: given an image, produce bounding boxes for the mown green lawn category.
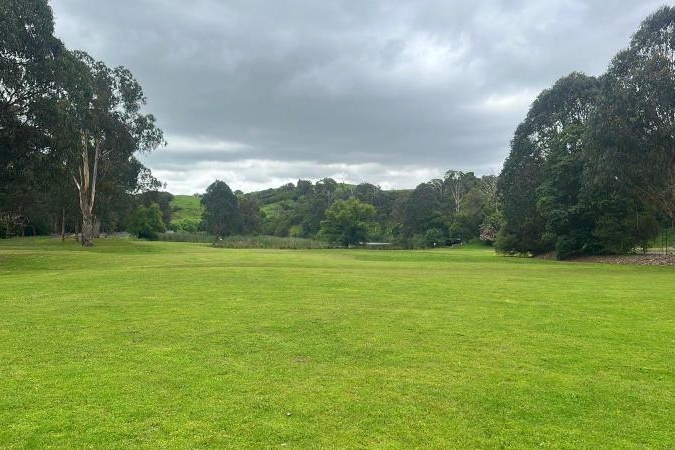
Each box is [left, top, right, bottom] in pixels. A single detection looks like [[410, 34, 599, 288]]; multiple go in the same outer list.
[[1, 238, 674, 448]]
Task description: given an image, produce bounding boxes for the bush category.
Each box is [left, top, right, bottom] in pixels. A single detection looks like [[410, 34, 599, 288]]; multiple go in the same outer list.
[[128, 204, 165, 240], [170, 218, 201, 233], [423, 228, 445, 248]]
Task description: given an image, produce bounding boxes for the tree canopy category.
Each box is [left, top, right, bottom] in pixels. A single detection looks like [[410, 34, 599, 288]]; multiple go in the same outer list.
[[1, 0, 164, 245], [319, 198, 377, 246], [201, 180, 241, 238], [497, 6, 675, 258]]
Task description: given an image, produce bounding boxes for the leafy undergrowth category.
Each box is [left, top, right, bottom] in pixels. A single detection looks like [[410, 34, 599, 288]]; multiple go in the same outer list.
[[1, 238, 674, 447]]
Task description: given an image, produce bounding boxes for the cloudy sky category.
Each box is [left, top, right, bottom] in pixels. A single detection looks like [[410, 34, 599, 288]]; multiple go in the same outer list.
[[51, 0, 663, 194]]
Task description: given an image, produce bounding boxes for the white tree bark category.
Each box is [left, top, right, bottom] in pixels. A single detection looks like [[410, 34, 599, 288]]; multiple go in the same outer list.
[[72, 131, 100, 247]]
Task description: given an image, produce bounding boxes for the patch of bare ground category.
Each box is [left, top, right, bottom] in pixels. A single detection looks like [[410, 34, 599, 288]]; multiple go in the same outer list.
[[568, 253, 675, 266]]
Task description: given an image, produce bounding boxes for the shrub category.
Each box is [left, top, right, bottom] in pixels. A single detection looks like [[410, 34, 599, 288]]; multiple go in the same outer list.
[[170, 218, 201, 233], [128, 204, 165, 240], [423, 228, 445, 248]]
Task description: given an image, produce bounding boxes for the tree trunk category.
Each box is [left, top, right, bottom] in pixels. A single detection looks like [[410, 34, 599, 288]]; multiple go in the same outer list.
[[73, 131, 100, 247], [61, 208, 66, 242], [81, 198, 94, 247]]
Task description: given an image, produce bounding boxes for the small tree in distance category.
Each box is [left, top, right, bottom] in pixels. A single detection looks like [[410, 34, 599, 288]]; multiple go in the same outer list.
[[320, 198, 377, 247], [201, 180, 241, 239], [128, 203, 165, 240]]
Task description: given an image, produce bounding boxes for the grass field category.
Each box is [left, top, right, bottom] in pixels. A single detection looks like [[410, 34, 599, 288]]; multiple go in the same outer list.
[[1, 238, 674, 448]]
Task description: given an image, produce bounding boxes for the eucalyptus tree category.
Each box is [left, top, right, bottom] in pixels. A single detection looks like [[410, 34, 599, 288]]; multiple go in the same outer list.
[[0, 0, 63, 216], [1, 1, 164, 244], [497, 72, 600, 255], [450, 175, 500, 242], [54, 51, 164, 246], [443, 170, 478, 213], [583, 6, 675, 252], [477, 175, 501, 243]]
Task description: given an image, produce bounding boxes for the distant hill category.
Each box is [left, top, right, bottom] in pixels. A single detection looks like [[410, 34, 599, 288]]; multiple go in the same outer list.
[[170, 195, 203, 221]]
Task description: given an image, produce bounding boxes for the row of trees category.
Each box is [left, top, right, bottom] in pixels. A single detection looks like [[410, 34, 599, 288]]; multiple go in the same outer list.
[[199, 172, 499, 247], [1, 0, 163, 245], [497, 6, 675, 258], [2, 0, 497, 248], [10, 3, 670, 254]]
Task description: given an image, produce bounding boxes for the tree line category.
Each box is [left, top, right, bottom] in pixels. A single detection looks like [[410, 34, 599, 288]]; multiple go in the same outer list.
[[194, 172, 499, 247], [4, 2, 673, 254], [496, 6, 675, 259], [1, 1, 498, 248]]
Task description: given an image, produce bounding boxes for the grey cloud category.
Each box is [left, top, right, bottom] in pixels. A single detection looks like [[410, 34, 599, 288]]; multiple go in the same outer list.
[[52, 0, 664, 193]]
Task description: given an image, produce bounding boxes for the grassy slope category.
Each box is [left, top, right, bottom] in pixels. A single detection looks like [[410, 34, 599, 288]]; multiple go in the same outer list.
[[169, 195, 203, 221], [0, 239, 674, 448]]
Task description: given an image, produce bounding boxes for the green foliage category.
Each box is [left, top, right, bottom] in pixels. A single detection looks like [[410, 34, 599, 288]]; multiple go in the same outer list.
[[0, 1, 164, 246], [423, 228, 445, 248], [449, 189, 486, 240], [497, 73, 600, 256], [443, 170, 479, 214], [127, 203, 165, 240], [320, 198, 377, 246], [169, 218, 201, 233], [479, 212, 501, 244], [0, 0, 66, 225], [238, 194, 263, 235], [248, 179, 412, 242], [401, 183, 445, 237], [498, 8, 675, 258], [54, 51, 164, 246], [249, 182, 298, 205], [173, 175, 497, 247], [138, 191, 174, 226], [201, 180, 241, 238], [288, 224, 304, 238], [580, 6, 675, 252]]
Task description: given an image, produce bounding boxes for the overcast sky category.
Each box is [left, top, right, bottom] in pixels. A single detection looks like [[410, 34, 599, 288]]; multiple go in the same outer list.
[[51, 0, 664, 194]]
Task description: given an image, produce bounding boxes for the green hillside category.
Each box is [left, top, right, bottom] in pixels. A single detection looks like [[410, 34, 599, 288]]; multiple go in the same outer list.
[[170, 195, 203, 221]]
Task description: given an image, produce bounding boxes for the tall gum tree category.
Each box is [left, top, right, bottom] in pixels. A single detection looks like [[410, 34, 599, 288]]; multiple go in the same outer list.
[[56, 51, 164, 246]]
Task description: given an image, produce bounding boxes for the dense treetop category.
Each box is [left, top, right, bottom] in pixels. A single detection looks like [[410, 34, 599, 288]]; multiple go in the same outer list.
[[497, 6, 675, 258]]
